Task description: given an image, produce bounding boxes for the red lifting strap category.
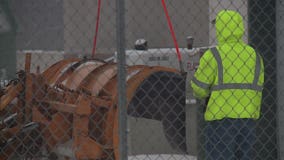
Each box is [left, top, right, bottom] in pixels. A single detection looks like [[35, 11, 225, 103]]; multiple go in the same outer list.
[[92, 0, 185, 73], [92, 0, 102, 58], [161, 0, 184, 73]]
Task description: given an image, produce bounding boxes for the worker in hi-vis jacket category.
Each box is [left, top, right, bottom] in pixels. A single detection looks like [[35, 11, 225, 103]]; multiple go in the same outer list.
[[191, 10, 264, 160]]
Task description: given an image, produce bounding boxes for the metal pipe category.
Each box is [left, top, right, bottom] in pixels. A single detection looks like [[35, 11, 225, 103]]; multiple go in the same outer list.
[[276, 0, 284, 159], [116, 0, 127, 159]]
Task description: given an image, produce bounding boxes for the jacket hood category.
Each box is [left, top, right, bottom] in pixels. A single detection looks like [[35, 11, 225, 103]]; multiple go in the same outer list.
[[215, 10, 245, 44]]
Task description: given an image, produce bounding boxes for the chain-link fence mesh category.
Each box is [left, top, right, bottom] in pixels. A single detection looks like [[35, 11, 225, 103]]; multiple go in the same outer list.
[[0, 0, 281, 159]]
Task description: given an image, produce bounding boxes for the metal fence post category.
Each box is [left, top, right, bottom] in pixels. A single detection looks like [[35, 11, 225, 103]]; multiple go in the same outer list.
[[277, 0, 284, 159], [116, 0, 127, 160], [248, 0, 277, 159]]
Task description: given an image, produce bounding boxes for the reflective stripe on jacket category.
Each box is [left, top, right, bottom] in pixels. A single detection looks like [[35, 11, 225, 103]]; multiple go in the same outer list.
[[190, 10, 264, 121]]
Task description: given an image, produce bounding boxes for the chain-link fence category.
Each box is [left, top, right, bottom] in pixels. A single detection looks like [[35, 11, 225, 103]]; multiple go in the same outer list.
[[0, 0, 281, 159]]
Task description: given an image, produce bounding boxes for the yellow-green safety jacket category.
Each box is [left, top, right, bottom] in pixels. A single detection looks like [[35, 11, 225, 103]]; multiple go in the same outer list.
[[191, 10, 264, 121]]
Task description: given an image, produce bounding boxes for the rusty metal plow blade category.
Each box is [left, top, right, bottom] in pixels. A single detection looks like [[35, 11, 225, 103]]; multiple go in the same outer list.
[[0, 57, 186, 160]]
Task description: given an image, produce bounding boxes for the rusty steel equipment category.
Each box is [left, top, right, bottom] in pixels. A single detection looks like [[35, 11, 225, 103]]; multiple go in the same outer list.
[[0, 54, 186, 159]]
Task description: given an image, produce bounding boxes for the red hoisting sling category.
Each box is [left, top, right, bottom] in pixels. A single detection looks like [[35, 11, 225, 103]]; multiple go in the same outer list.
[[161, 0, 185, 73], [91, 0, 102, 58]]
